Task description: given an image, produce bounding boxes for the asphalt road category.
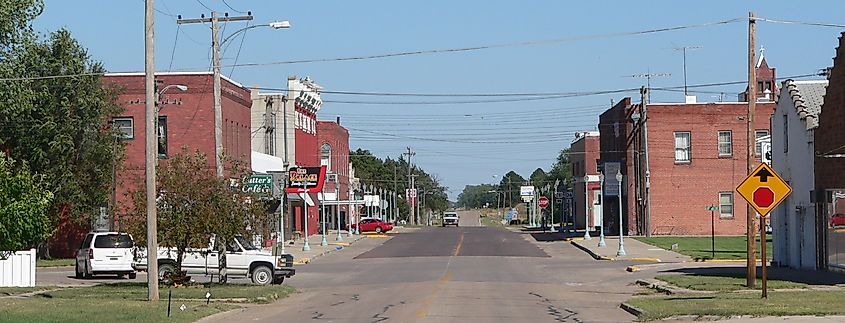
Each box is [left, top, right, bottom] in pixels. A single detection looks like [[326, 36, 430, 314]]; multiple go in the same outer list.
[[204, 218, 639, 322]]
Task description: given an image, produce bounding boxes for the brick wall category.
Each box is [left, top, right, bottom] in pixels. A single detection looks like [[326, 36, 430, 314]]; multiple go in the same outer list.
[[816, 33, 845, 191]]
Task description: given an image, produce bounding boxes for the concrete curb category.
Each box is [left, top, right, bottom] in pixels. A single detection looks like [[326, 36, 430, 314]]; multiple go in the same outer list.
[[693, 258, 747, 263], [619, 302, 644, 317], [569, 241, 614, 261], [292, 235, 367, 266]]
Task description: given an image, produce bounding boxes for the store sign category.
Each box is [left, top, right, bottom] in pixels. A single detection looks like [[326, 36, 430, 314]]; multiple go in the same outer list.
[[286, 166, 327, 193], [241, 174, 273, 196]]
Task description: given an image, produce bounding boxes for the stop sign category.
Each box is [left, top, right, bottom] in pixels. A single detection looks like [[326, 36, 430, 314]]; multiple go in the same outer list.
[[753, 187, 774, 208], [538, 196, 549, 209]]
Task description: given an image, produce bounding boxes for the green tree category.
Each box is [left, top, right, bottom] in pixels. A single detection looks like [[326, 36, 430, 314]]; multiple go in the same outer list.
[[456, 184, 497, 208], [0, 154, 52, 255], [127, 149, 268, 278], [0, 0, 123, 245], [498, 171, 526, 207], [547, 148, 572, 188]]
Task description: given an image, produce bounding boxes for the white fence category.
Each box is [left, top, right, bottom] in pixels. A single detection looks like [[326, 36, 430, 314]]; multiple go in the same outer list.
[[0, 249, 36, 287]]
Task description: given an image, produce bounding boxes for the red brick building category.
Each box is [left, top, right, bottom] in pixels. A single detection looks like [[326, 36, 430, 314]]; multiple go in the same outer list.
[[570, 131, 602, 231], [317, 119, 351, 228], [816, 32, 845, 270], [599, 59, 777, 236], [289, 77, 322, 236], [106, 72, 252, 217]]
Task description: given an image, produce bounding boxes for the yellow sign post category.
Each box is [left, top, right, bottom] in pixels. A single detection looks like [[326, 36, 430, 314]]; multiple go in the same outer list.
[[736, 162, 792, 299]]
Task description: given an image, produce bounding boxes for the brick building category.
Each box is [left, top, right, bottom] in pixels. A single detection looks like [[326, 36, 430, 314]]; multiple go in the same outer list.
[[289, 77, 323, 236], [46, 72, 253, 258], [570, 131, 602, 231], [599, 58, 777, 236], [317, 119, 351, 229], [816, 32, 845, 271]]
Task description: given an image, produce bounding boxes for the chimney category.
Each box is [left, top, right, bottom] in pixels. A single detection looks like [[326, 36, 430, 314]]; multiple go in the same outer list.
[[336, 116, 341, 125]]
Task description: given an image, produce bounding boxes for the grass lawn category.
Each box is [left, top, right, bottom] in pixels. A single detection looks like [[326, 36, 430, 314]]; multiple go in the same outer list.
[[634, 236, 772, 260], [0, 283, 295, 323], [655, 274, 809, 292], [36, 258, 75, 267], [481, 214, 504, 227], [628, 290, 845, 321]]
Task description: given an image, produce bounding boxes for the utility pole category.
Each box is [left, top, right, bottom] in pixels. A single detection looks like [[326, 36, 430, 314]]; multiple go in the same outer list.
[[746, 11, 758, 289], [640, 87, 652, 237], [177, 12, 254, 178], [404, 147, 415, 224], [144, 0, 159, 302]]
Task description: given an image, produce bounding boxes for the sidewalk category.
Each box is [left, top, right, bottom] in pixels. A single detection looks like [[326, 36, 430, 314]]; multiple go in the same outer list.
[[276, 230, 367, 265], [570, 233, 691, 263]]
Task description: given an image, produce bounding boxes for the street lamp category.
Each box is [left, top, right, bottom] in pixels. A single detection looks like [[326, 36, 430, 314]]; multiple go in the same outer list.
[[221, 21, 291, 45], [320, 183, 328, 247], [583, 175, 591, 240], [598, 173, 606, 247], [616, 170, 626, 256]]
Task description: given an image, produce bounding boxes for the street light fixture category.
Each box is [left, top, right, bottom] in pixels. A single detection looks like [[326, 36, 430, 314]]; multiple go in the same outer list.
[[598, 173, 606, 248], [583, 175, 591, 240], [616, 170, 626, 256]]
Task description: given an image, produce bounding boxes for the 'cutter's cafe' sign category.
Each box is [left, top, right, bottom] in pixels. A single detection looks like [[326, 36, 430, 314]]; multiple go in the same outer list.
[[286, 166, 327, 193]]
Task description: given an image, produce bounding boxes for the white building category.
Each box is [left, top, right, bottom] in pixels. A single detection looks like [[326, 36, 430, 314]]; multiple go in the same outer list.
[[771, 79, 828, 270]]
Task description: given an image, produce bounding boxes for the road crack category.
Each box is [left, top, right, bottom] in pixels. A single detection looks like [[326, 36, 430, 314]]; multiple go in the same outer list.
[[371, 301, 405, 322], [529, 292, 583, 323]]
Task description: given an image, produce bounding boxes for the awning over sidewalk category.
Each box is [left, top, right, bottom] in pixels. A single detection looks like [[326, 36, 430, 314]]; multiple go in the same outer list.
[[287, 192, 316, 207], [251, 151, 286, 173]]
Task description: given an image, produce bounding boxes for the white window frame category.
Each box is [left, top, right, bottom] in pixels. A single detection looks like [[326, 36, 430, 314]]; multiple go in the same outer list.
[[755, 130, 769, 157], [718, 130, 732, 157], [719, 192, 733, 218], [674, 131, 692, 163], [113, 117, 134, 140]]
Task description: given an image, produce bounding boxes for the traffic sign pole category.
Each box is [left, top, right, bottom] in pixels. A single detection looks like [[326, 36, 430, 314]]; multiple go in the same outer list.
[[761, 220, 768, 299]]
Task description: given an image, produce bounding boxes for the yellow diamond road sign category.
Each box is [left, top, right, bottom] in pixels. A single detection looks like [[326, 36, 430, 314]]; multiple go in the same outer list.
[[736, 163, 792, 217]]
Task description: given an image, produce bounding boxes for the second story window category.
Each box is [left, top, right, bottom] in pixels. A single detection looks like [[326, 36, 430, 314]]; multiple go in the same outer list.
[[320, 143, 332, 171], [755, 130, 769, 157], [674, 131, 691, 163], [718, 131, 732, 157]]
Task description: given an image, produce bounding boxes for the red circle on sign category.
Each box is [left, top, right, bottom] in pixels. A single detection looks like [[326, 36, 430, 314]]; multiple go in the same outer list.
[[753, 187, 774, 208], [538, 196, 549, 208]]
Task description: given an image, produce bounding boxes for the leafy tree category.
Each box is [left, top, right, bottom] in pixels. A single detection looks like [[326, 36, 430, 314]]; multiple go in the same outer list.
[[456, 184, 497, 209], [498, 170, 526, 207], [349, 149, 448, 224], [0, 154, 52, 256], [126, 148, 268, 278], [547, 148, 573, 188], [0, 0, 123, 249]]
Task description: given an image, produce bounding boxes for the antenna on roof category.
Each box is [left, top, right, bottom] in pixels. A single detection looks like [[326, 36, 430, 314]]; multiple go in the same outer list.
[[673, 45, 703, 96]]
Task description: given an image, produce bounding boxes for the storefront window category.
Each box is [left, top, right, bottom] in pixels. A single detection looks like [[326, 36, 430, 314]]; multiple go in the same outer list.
[[827, 189, 845, 270]]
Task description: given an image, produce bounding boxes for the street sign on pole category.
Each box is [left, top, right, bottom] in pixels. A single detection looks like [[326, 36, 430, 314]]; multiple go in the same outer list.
[[538, 196, 549, 209], [736, 163, 792, 217]]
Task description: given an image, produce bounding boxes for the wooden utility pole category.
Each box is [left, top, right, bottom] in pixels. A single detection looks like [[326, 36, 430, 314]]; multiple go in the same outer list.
[[746, 11, 758, 289], [404, 147, 415, 224], [177, 12, 254, 178], [144, 0, 160, 301]]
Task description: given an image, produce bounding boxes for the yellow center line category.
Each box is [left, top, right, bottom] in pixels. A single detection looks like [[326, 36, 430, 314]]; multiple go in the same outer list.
[[453, 231, 464, 257]]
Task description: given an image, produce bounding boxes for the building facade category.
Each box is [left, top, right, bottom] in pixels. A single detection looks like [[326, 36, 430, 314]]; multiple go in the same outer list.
[[317, 119, 351, 229], [816, 33, 845, 272], [771, 79, 827, 270], [289, 77, 323, 237], [597, 57, 777, 236], [570, 131, 602, 231]]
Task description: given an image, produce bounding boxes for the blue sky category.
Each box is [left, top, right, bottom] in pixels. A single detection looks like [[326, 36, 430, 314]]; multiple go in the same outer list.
[[35, 1, 844, 198]]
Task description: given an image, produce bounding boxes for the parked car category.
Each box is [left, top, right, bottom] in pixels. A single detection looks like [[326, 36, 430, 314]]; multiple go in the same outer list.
[[352, 219, 393, 233], [442, 212, 459, 227], [133, 235, 295, 285], [75, 232, 137, 279], [831, 213, 845, 227]]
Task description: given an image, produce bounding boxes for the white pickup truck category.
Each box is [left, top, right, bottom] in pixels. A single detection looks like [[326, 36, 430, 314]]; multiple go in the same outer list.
[[134, 235, 295, 285]]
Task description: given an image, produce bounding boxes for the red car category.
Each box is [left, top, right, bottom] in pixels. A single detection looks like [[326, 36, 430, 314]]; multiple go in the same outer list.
[[352, 219, 393, 233], [831, 214, 845, 227]]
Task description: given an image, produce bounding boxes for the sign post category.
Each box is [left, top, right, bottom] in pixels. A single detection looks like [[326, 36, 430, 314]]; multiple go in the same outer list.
[[706, 205, 719, 259], [736, 163, 792, 299]]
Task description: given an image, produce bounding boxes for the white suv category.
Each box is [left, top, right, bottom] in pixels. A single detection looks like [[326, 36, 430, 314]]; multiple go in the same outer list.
[[75, 232, 137, 279]]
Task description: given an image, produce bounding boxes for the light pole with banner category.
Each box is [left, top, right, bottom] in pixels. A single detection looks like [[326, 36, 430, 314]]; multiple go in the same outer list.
[[300, 168, 311, 252], [598, 172, 606, 247], [616, 170, 626, 256], [583, 175, 591, 240], [320, 183, 328, 247], [335, 175, 343, 241]]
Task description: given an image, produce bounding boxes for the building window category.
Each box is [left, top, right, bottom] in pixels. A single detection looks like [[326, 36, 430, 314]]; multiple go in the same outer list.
[[783, 115, 788, 153], [674, 131, 691, 162], [719, 192, 733, 218], [320, 143, 332, 171], [113, 117, 134, 140], [718, 131, 732, 157], [157, 116, 167, 158], [755, 130, 769, 157]]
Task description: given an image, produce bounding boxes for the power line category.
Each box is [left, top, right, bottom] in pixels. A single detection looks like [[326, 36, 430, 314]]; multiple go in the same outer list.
[[758, 17, 845, 28], [194, 0, 214, 11], [167, 25, 181, 71], [221, 0, 248, 14], [228, 20, 251, 78]]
